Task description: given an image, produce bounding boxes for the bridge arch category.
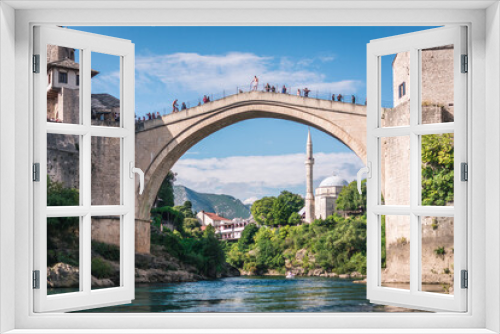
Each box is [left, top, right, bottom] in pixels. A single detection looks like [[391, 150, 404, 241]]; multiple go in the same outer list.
[[135, 91, 367, 220]]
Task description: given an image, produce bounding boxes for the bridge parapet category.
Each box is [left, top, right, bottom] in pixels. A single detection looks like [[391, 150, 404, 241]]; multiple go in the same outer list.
[[135, 91, 368, 133]]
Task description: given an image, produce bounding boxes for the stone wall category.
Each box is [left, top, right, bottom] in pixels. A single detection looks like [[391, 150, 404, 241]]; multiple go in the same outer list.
[[382, 217, 454, 286], [48, 131, 151, 254], [47, 133, 79, 189], [392, 51, 410, 107], [61, 87, 79, 124], [91, 217, 151, 254], [381, 103, 454, 284], [91, 136, 121, 206]]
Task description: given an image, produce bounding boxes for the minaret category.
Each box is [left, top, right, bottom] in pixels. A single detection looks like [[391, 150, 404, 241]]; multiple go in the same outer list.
[[305, 129, 315, 223]]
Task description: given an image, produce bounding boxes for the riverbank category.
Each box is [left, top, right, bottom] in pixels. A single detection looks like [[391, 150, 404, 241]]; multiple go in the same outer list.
[[47, 245, 240, 289], [239, 268, 366, 280]]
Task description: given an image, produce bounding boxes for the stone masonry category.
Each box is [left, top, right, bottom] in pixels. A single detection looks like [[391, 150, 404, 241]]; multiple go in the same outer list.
[[382, 46, 455, 286]]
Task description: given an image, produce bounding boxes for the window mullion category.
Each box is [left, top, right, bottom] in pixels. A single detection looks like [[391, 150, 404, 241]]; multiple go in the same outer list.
[[81, 48, 92, 294], [409, 47, 420, 295]]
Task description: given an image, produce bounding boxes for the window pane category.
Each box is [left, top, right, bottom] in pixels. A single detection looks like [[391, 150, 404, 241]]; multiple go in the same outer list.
[[381, 136, 410, 205], [421, 45, 454, 124], [47, 133, 80, 206], [91, 137, 121, 205], [380, 52, 410, 127], [421, 216, 454, 295], [46, 45, 81, 124], [91, 52, 121, 127], [381, 215, 410, 290], [421, 133, 454, 206], [47, 217, 80, 295], [91, 216, 121, 290]]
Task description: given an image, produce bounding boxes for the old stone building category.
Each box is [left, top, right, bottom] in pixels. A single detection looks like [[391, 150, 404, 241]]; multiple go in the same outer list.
[[46, 44, 99, 123], [301, 130, 349, 222], [314, 174, 348, 220]]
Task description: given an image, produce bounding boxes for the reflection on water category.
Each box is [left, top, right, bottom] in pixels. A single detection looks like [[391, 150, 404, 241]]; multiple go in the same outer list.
[[73, 276, 427, 313]]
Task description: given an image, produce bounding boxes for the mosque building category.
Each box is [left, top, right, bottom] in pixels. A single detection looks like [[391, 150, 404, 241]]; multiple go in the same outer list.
[[302, 129, 348, 223]]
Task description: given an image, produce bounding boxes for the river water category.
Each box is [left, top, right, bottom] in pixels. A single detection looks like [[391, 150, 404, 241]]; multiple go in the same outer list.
[[77, 276, 423, 313]]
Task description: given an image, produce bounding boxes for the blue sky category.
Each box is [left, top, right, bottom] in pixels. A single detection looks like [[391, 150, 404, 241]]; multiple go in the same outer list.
[[73, 26, 434, 203]]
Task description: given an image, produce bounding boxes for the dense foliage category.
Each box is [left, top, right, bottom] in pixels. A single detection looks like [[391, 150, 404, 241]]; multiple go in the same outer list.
[[151, 187, 227, 277], [174, 200, 196, 218], [156, 171, 176, 207], [47, 176, 80, 267], [226, 215, 367, 275], [151, 205, 185, 231], [251, 191, 304, 226], [150, 220, 226, 277], [336, 179, 366, 213], [421, 133, 454, 206], [229, 185, 371, 275]]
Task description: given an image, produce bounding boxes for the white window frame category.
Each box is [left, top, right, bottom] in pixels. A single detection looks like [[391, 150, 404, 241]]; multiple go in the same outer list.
[[1, 2, 498, 333], [366, 26, 467, 312], [33, 26, 136, 313]]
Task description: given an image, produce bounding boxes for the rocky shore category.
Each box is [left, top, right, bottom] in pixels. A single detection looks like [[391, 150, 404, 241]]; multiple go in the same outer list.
[[47, 244, 240, 289]]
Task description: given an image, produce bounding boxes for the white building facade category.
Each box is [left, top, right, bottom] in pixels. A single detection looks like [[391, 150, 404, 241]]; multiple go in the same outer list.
[[196, 211, 252, 240]]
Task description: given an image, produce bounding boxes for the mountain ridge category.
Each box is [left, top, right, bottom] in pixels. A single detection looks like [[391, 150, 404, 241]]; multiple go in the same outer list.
[[174, 185, 251, 220]]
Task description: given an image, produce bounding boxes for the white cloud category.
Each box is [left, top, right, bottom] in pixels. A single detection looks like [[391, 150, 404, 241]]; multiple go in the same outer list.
[[243, 197, 259, 205], [172, 152, 364, 201], [91, 71, 121, 96], [134, 52, 362, 98]]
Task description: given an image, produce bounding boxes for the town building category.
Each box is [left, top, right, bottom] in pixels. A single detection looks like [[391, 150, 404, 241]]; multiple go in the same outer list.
[[46, 45, 120, 124], [314, 174, 348, 219], [196, 211, 253, 240]]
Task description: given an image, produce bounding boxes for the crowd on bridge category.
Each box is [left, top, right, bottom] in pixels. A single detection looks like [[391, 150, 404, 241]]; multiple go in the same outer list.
[[135, 75, 366, 123]]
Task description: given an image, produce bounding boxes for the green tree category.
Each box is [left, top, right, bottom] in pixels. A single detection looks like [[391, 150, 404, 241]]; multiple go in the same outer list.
[[156, 171, 176, 207], [335, 179, 366, 214], [288, 212, 302, 225], [272, 191, 305, 226], [421, 133, 454, 206], [251, 196, 276, 226], [151, 206, 185, 231], [238, 223, 259, 249], [174, 200, 196, 218]]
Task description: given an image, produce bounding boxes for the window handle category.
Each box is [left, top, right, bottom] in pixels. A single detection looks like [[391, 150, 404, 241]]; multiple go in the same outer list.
[[357, 162, 371, 195], [129, 162, 144, 195]]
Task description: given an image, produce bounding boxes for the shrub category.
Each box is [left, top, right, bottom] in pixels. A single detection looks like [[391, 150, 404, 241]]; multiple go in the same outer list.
[[91, 257, 114, 279], [434, 247, 445, 255], [92, 241, 120, 261]]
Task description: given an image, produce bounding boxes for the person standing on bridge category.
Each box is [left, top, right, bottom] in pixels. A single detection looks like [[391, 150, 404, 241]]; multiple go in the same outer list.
[[297, 88, 301, 96], [332, 94, 336, 101], [351, 95, 356, 104], [282, 85, 287, 94], [303, 87, 310, 97], [172, 99, 179, 113], [337, 94, 343, 102], [181, 102, 187, 111], [251, 76, 259, 91]]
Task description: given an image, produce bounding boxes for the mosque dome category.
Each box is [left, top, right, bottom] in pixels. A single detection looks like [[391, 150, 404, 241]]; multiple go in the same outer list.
[[319, 173, 348, 188]]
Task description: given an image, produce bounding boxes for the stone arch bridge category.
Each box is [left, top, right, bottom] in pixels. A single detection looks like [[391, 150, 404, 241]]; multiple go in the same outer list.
[[134, 91, 367, 224]]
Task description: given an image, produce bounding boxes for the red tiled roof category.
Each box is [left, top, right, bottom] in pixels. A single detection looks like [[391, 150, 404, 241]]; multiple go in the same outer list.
[[203, 212, 230, 221]]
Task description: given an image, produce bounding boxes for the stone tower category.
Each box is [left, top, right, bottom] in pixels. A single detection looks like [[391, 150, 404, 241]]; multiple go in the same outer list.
[[305, 129, 315, 223]]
